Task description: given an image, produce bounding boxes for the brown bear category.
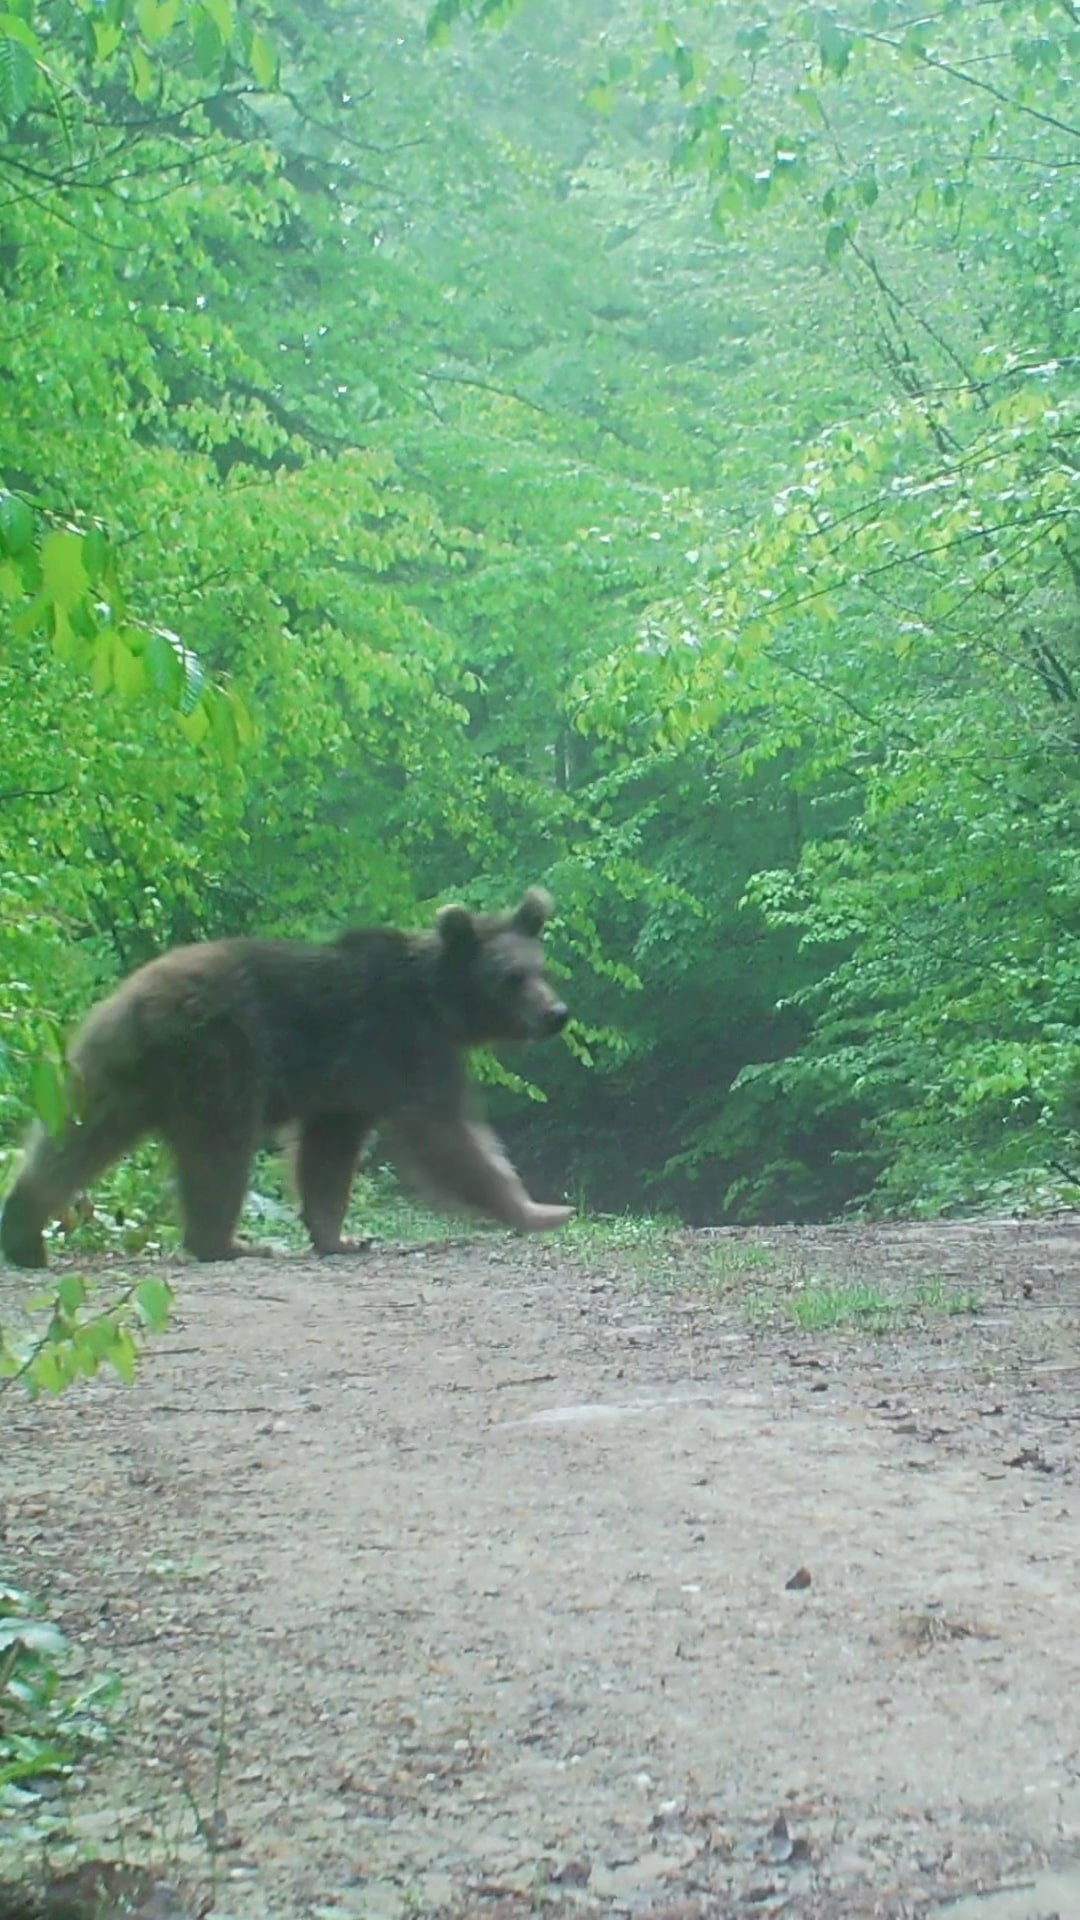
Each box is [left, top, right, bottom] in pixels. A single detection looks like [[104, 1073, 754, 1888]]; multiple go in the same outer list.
[[0, 889, 572, 1268]]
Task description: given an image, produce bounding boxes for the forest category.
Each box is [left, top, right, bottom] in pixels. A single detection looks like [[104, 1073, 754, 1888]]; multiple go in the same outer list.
[[2, 0, 1078, 1237]]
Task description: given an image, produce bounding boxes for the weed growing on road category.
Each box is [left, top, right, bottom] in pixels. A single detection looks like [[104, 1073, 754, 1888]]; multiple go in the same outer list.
[[564, 1211, 682, 1265], [758, 1275, 982, 1333], [567, 1218, 782, 1298], [699, 1240, 776, 1287]]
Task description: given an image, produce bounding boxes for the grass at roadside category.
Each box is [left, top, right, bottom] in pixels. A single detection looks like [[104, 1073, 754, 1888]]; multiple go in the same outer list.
[[554, 1212, 983, 1333]]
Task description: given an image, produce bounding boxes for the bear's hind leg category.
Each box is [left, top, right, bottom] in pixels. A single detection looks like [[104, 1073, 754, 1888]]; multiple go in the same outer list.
[[167, 1115, 260, 1262], [391, 1114, 572, 1234], [1, 1107, 146, 1269], [295, 1112, 372, 1255]]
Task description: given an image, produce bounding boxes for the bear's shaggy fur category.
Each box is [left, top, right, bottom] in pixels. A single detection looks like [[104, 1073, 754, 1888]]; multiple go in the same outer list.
[[0, 889, 571, 1268]]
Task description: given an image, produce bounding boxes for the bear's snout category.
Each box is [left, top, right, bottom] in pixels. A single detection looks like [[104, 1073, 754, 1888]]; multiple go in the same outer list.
[[541, 1002, 569, 1036]]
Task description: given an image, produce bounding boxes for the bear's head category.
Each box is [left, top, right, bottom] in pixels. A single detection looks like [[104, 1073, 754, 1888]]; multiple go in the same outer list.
[[434, 889, 569, 1046]]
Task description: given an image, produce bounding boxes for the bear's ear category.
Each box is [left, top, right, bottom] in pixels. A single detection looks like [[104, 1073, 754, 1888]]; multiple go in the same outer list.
[[436, 903, 477, 952], [512, 888, 553, 937]]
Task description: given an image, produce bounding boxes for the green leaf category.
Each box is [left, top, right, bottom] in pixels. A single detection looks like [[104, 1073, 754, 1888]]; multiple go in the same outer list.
[[0, 19, 37, 127], [710, 176, 746, 228], [0, 12, 38, 54], [206, 684, 240, 764], [145, 627, 185, 702], [177, 702, 210, 746], [108, 1329, 138, 1385], [28, 1347, 65, 1395], [1012, 34, 1060, 73], [672, 42, 698, 92], [425, 0, 462, 47], [145, 627, 206, 713], [192, 5, 223, 75], [224, 685, 255, 748], [29, 1058, 69, 1139], [179, 653, 206, 716], [81, 526, 109, 581], [46, 606, 77, 658], [824, 220, 849, 263], [82, 1319, 121, 1361], [249, 29, 277, 88], [135, 0, 181, 43], [818, 17, 854, 76], [92, 18, 124, 63], [90, 631, 114, 695], [56, 1275, 87, 1317], [201, 0, 234, 42], [40, 531, 90, 612], [109, 632, 149, 701], [130, 40, 157, 101], [735, 23, 769, 58], [794, 85, 827, 126], [0, 489, 33, 558], [0, 0, 32, 32], [135, 1278, 173, 1332]]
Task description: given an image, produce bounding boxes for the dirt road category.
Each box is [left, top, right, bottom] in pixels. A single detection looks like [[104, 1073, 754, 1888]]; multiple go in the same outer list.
[[3, 1218, 1080, 1918]]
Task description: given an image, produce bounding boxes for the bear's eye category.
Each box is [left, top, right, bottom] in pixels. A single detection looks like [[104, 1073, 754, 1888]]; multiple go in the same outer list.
[[504, 967, 528, 991]]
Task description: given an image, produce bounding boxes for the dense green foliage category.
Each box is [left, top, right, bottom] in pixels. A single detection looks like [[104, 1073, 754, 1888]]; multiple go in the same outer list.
[[1, 0, 1077, 1230]]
